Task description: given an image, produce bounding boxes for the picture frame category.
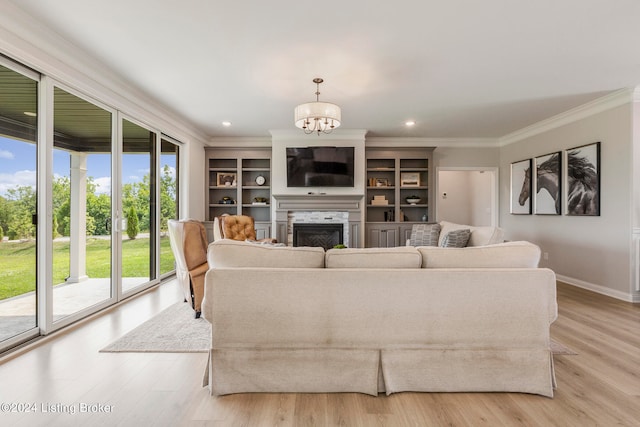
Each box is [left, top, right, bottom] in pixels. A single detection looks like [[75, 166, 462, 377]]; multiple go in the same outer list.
[[534, 152, 562, 215], [217, 172, 237, 187], [565, 142, 600, 216], [400, 172, 420, 187], [510, 158, 532, 214], [375, 178, 389, 187]]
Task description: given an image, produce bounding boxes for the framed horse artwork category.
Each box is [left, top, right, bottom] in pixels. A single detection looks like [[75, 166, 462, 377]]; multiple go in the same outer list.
[[565, 142, 600, 216], [511, 158, 532, 214], [534, 152, 562, 215]]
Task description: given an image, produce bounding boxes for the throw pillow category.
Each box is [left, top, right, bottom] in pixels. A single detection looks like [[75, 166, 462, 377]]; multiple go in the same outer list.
[[440, 229, 471, 248], [409, 223, 441, 246]]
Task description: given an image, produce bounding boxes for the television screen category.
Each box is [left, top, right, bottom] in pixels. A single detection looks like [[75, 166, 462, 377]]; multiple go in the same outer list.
[[286, 146, 355, 187]]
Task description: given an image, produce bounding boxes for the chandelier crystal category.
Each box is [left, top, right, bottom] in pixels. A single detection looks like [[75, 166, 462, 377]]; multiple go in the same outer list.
[[294, 78, 341, 135]]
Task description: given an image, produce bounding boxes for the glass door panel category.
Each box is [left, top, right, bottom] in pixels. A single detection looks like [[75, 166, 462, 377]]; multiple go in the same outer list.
[[0, 64, 38, 346], [159, 138, 179, 276], [52, 87, 113, 321], [121, 119, 157, 293]]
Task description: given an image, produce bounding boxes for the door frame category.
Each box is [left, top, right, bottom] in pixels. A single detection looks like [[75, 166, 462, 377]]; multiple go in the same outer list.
[[435, 167, 499, 227]]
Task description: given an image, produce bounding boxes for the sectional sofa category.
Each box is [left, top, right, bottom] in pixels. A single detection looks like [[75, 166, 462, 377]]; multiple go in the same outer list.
[[201, 238, 558, 397]]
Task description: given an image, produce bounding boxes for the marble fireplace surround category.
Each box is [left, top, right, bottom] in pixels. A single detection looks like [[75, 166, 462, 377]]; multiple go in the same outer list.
[[273, 194, 364, 248]]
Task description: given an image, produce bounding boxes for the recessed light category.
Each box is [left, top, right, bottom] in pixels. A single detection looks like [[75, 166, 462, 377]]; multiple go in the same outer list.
[[222, 121, 232, 127], [405, 120, 416, 127], [24, 111, 37, 117]]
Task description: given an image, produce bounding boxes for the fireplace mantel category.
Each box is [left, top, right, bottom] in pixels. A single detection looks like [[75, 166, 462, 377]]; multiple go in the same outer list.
[[273, 194, 364, 248]]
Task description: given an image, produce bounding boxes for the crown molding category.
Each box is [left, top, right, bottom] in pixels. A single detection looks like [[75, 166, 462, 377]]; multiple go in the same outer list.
[[366, 137, 499, 148], [207, 137, 272, 147], [633, 85, 640, 102], [499, 88, 634, 146]]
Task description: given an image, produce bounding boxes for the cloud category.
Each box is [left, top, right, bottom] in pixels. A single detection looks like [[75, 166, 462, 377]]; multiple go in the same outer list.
[[162, 166, 176, 179], [0, 149, 14, 160], [93, 176, 111, 195], [0, 170, 37, 195]]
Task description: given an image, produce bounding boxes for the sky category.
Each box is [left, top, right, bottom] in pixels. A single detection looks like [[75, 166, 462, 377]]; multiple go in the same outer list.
[[0, 136, 175, 197]]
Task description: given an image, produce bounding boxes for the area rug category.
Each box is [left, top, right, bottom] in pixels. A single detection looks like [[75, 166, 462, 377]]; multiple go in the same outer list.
[[100, 302, 210, 353]]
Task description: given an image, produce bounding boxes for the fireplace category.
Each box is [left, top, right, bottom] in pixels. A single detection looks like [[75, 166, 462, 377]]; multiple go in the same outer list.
[[293, 223, 344, 250]]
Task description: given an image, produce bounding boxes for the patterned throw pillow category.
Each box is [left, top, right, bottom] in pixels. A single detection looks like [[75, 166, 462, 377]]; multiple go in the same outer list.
[[440, 229, 471, 248], [409, 223, 441, 246]]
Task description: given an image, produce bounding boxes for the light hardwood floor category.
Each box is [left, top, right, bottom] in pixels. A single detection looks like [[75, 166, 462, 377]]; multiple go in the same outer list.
[[0, 280, 638, 427]]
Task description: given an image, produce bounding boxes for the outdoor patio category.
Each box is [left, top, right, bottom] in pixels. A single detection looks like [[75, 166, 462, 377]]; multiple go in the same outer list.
[[0, 277, 149, 342]]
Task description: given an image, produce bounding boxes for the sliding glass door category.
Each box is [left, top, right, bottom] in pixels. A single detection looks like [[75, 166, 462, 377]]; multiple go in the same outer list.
[[52, 87, 114, 322], [121, 119, 157, 294], [160, 137, 179, 277], [0, 54, 181, 353], [0, 62, 39, 346]]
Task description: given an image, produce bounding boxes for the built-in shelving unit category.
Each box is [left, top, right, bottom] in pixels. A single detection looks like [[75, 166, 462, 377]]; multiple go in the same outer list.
[[205, 148, 272, 238], [365, 148, 434, 247]]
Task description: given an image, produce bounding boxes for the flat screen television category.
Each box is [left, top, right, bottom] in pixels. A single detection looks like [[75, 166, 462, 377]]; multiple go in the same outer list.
[[286, 146, 355, 187]]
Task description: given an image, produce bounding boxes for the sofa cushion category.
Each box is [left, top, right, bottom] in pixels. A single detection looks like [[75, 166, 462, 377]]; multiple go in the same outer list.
[[440, 229, 470, 248], [419, 241, 541, 268], [325, 247, 422, 269], [208, 239, 325, 268], [408, 223, 441, 246], [438, 221, 504, 247]]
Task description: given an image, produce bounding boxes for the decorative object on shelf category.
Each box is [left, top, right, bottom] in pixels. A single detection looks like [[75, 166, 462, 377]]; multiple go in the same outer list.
[[252, 197, 268, 205], [217, 172, 237, 187], [375, 178, 389, 187], [405, 196, 421, 205], [255, 175, 266, 186], [400, 172, 420, 187], [371, 195, 388, 206], [294, 77, 341, 135], [219, 197, 235, 204]]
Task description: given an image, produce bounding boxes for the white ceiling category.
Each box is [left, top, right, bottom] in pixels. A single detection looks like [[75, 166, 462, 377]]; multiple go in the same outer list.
[[8, 0, 640, 139]]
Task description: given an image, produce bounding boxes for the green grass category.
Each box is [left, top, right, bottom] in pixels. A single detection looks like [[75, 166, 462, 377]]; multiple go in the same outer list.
[[0, 236, 174, 300]]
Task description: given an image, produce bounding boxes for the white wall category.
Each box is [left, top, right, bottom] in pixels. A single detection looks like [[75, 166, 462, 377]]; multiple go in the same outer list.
[[434, 147, 500, 168], [270, 129, 366, 196], [437, 170, 494, 226], [438, 171, 472, 224], [500, 104, 634, 299]]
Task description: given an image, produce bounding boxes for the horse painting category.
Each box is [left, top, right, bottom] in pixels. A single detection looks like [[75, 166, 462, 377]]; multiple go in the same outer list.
[[566, 146, 599, 216], [511, 159, 532, 214], [517, 145, 600, 216], [518, 153, 561, 215]]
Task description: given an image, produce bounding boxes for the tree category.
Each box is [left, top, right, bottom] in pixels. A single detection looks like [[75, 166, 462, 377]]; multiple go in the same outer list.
[[126, 205, 139, 239], [160, 164, 177, 234], [0, 195, 10, 235], [0, 224, 4, 242], [6, 185, 36, 239], [52, 215, 59, 239]]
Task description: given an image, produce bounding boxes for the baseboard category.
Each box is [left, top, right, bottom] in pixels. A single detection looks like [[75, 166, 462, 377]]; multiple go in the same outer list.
[[556, 274, 639, 303]]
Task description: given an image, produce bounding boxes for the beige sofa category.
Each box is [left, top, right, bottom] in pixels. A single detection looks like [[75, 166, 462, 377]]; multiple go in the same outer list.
[[202, 240, 557, 397]]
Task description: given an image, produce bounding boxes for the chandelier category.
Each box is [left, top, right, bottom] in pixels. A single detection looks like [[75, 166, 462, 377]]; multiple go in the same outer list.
[[294, 78, 341, 135]]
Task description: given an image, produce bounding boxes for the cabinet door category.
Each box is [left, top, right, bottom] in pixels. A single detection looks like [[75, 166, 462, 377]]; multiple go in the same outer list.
[[255, 222, 272, 240], [399, 224, 414, 246], [367, 225, 398, 248]]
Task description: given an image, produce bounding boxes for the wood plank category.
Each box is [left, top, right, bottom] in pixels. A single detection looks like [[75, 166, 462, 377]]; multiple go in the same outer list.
[[0, 280, 638, 426]]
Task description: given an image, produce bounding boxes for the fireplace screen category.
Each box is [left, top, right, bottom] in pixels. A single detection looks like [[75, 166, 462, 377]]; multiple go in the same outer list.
[[293, 223, 344, 249]]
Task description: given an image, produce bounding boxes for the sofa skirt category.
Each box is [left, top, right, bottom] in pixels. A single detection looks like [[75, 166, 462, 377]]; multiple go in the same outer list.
[[203, 347, 555, 398]]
